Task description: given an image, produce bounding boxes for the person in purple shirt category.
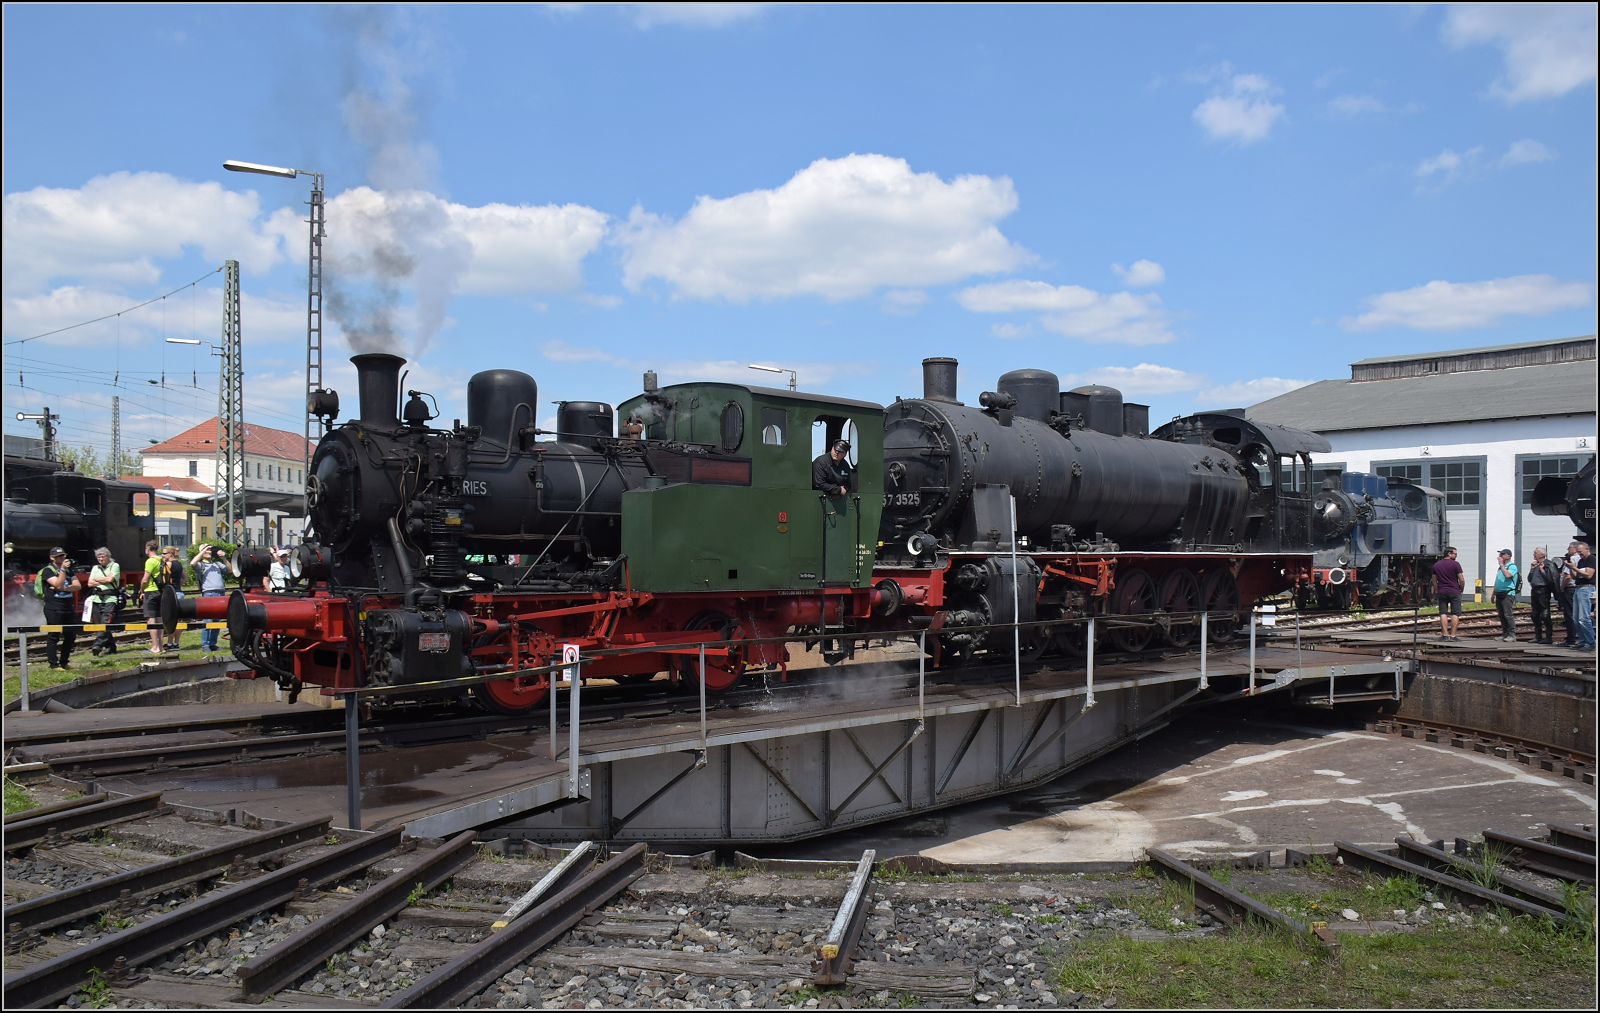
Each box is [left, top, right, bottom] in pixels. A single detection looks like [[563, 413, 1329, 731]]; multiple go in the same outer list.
[[1433, 546, 1465, 641]]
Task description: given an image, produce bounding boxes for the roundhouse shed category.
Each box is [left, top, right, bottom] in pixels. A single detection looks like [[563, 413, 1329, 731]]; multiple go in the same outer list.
[[1247, 335, 1596, 599]]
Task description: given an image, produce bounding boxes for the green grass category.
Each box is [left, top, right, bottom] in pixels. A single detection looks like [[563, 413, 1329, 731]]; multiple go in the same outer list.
[[5, 628, 216, 702], [4, 778, 38, 815], [1057, 916, 1594, 1008]]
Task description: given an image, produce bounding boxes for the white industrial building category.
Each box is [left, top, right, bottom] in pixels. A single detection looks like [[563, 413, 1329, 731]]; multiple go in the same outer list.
[[1249, 335, 1597, 600]]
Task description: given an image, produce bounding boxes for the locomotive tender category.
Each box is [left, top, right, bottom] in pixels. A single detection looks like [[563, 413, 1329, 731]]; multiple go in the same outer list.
[[194, 352, 1433, 711]]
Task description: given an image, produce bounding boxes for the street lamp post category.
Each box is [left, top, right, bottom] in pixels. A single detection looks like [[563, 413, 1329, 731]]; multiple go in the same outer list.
[[748, 363, 799, 391], [223, 159, 324, 519]]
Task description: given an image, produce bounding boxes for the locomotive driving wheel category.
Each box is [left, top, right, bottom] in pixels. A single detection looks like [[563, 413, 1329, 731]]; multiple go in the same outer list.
[[1199, 569, 1240, 642], [673, 612, 747, 693], [1108, 567, 1157, 653], [1156, 569, 1200, 648], [471, 632, 551, 714]]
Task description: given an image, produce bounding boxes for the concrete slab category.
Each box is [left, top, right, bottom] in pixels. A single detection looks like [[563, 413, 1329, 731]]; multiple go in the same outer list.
[[754, 702, 1597, 868], [922, 800, 1153, 871]]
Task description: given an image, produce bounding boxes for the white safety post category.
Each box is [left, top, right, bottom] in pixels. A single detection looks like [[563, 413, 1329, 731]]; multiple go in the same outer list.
[[1010, 494, 1021, 706], [1394, 664, 1402, 701], [564, 643, 581, 796], [1248, 609, 1257, 694], [1085, 617, 1096, 709], [698, 643, 708, 755], [1198, 613, 1208, 691], [17, 633, 30, 712]]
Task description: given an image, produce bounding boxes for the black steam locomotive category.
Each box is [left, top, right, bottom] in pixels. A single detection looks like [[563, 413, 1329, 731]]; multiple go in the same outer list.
[[3, 464, 157, 585]]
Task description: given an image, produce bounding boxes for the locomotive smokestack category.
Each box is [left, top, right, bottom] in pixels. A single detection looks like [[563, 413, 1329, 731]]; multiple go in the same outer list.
[[351, 353, 406, 428], [922, 357, 959, 403]]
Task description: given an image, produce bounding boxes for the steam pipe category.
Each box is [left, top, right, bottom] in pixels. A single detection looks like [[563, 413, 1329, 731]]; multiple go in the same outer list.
[[387, 516, 416, 589]]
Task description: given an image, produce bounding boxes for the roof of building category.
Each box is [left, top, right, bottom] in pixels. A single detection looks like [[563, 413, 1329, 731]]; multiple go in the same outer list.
[[142, 419, 310, 461], [1248, 360, 1598, 433], [1350, 335, 1595, 367], [118, 475, 213, 495]]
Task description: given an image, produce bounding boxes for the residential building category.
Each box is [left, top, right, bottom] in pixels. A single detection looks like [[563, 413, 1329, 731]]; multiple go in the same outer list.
[[1249, 335, 1596, 600], [141, 418, 312, 546]]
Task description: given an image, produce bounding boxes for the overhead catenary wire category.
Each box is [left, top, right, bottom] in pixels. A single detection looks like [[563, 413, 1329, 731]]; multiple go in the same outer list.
[[6, 266, 223, 346]]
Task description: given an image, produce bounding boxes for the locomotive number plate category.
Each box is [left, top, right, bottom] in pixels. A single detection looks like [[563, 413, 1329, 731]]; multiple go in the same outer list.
[[418, 632, 450, 653]]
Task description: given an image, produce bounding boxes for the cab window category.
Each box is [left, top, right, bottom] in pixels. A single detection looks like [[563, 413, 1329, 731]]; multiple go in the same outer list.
[[1278, 455, 1309, 493], [760, 407, 787, 446], [82, 488, 103, 516]]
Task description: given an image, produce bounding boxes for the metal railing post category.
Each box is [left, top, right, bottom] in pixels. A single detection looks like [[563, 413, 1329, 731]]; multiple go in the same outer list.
[[1010, 494, 1020, 706], [566, 644, 581, 797], [1198, 613, 1208, 691], [1248, 609, 1257, 694], [698, 643, 708, 756], [918, 629, 926, 730], [550, 652, 560, 762], [1085, 617, 1096, 709], [17, 632, 30, 712], [344, 692, 360, 831]]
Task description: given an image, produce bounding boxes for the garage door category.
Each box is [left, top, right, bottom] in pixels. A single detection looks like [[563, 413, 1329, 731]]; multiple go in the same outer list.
[[1446, 509, 1483, 600]]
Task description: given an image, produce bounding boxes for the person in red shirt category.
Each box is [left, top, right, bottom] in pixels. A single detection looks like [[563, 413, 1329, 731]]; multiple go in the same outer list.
[[1432, 546, 1465, 641]]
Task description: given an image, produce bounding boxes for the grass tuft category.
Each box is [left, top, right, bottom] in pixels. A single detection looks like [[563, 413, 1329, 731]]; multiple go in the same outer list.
[[3, 777, 37, 816]]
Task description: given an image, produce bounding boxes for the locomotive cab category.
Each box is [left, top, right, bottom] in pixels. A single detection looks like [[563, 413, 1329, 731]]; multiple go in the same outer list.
[[617, 383, 884, 591]]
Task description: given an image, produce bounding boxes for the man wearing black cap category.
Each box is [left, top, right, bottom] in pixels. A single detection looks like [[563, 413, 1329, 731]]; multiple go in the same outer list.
[[38, 548, 79, 670], [812, 439, 855, 500], [1492, 548, 1519, 642]]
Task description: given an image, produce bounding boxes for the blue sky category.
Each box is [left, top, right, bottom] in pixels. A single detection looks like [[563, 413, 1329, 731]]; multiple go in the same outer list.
[[3, 3, 1595, 456]]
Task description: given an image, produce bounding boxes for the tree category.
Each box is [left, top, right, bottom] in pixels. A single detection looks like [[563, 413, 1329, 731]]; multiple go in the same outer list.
[[54, 444, 141, 477]]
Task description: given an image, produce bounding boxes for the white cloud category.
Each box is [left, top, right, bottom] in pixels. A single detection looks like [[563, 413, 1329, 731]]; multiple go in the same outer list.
[[1111, 260, 1165, 287], [1056, 364, 1315, 406], [990, 322, 1033, 339], [1444, 3, 1598, 104], [616, 154, 1033, 302], [1060, 364, 1206, 397], [1500, 138, 1556, 166], [628, 3, 767, 28], [322, 186, 609, 354], [2, 172, 299, 292], [1340, 274, 1592, 331], [540, 340, 866, 389], [1193, 72, 1286, 144], [955, 279, 1175, 345], [1414, 146, 1483, 188], [881, 288, 927, 315], [1199, 377, 1316, 406]]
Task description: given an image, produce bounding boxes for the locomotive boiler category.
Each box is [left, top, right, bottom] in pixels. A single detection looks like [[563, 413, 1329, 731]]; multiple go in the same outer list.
[[302, 353, 646, 592]]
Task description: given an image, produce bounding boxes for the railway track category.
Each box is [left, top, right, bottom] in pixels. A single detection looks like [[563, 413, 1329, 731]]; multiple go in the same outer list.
[[1368, 716, 1595, 783]]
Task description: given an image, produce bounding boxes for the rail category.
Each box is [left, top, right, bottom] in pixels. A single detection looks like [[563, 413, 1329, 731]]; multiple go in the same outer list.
[[1332, 840, 1572, 923], [2, 824, 403, 1009], [2, 815, 332, 934], [1146, 848, 1338, 955], [3, 791, 165, 852], [814, 849, 876, 985], [384, 842, 648, 1008], [237, 830, 480, 999]]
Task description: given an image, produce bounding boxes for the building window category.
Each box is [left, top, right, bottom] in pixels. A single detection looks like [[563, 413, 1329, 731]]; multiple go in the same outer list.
[[1376, 464, 1423, 483], [256, 462, 262, 479], [188, 460, 198, 477], [1522, 457, 1582, 506], [1429, 461, 1480, 507]]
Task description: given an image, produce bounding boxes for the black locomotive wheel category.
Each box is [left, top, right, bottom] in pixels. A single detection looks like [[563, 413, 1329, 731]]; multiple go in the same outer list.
[[1108, 567, 1157, 653], [1199, 569, 1240, 642], [1155, 569, 1200, 648], [673, 612, 746, 693]]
